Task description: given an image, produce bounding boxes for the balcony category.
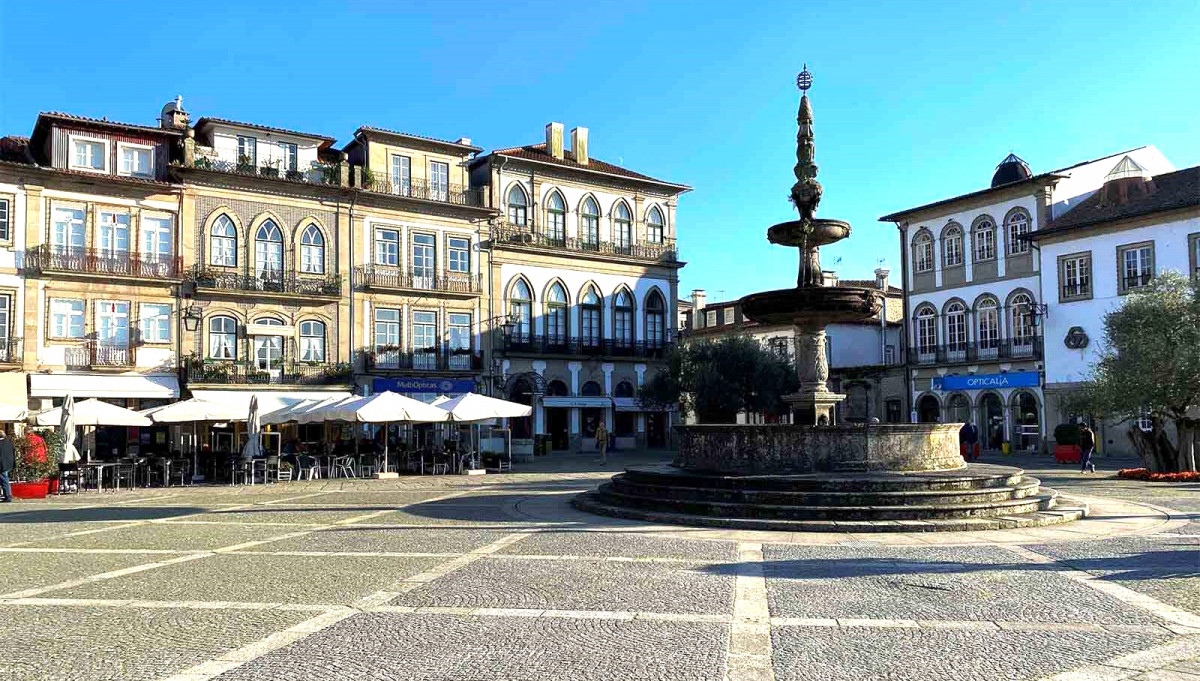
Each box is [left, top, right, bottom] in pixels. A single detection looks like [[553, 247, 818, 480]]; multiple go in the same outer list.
[[184, 358, 351, 386], [188, 266, 342, 299], [65, 343, 135, 369], [1061, 281, 1091, 300], [908, 338, 1043, 366], [1122, 273, 1154, 292], [359, 174, 485, 208], [28, 245, 183, 280], [492, 222, 679, 263], [501, 333, 675, 359], [363, 349, 482, 373], [185, 155, 343, 187], [0, 337, 21, 365], [354, 266, 482, 296]]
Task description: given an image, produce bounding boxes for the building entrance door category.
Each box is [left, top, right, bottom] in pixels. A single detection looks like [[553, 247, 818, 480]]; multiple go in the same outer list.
[[980, 393, 1005, 451], [253, 335, 283, 381], [547, 409, 569, 450], [646, 412, 666, 448]]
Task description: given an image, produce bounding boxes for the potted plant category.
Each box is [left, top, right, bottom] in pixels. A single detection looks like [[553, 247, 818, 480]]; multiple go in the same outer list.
[[259, 162, 279, 178], [11, 453, 57, 499], [235, 154, 255, 174], [1053, 423, 1082, 464]]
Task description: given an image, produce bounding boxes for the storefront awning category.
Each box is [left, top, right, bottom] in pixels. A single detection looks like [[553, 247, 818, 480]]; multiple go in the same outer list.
[[30, 373, 179, 399], [542, 397, 613, 408]]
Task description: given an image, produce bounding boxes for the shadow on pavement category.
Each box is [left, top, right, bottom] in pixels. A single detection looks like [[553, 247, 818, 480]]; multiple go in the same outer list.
[[0, 506, 208, 523]]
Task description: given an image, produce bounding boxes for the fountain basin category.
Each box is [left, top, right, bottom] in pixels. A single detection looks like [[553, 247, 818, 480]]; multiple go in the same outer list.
[[741, 285, 883, 327], [767, 217, 850, 247]]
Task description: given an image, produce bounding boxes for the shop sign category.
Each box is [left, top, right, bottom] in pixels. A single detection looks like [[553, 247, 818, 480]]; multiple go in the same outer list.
[[373, 377, 475, 395], [933, 371, 1041, 391]]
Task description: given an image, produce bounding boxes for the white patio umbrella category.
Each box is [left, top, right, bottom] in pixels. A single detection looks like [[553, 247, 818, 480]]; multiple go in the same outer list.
[[59, 393, 80, 465], [435, 392, 532, 470], [241, 395, 262, 461], [34, 398, 153, 427]]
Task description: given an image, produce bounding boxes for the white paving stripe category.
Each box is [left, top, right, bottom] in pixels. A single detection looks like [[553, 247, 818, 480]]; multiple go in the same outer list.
[[726, 541, 775, 681], [1040, 635, 1200, 680]]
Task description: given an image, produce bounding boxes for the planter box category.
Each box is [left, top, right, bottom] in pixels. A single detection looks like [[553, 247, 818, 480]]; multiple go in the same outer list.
[[11, 480, 49, 499], [1054, 444, 1081, 464], [47, 478, 60, 495]]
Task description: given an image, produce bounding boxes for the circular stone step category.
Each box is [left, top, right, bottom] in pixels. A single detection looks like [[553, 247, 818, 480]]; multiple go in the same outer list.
[[621, 463, 1025, 493]]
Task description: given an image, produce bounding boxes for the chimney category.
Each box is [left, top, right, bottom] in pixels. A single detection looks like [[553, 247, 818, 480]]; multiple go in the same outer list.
[[691, 289, 706, 329], [571, 126, 588, 165], [455, 137, 472, 146], [160, 95, 189, 131], [545, 122, 564, 160], [874, 266, 890, 290], [822, 270, 838, 287]]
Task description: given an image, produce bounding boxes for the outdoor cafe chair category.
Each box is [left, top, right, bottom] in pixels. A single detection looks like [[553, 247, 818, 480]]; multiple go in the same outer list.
[[358, 455, 378, 478], [333, 455, 356, 478]]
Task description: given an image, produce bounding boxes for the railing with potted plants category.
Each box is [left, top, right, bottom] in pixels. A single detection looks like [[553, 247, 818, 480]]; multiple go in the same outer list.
[[353, 265, 482, 294], [28, 245, 183, 279], [363, 346, 482, 373], [491, 221, 679, 263], [358, 170, 486, 207], [188, 153, 342, 186], [184, 355, 351, 386], [187, 265, 342, 297]]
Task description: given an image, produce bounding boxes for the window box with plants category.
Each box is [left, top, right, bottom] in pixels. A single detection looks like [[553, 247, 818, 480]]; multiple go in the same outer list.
[[1053, 423, 1082, 463], [235, 155, 255, 174]]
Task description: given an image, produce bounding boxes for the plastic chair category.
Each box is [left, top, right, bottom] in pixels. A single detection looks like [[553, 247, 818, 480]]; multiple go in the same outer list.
[[358, 456, 378, 478], [333, 456, 356, 478]]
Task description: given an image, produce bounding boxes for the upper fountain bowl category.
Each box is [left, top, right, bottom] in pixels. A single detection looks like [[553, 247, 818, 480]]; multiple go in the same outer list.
[[740, 284, 884, 327], [767, 218, 850, 248]]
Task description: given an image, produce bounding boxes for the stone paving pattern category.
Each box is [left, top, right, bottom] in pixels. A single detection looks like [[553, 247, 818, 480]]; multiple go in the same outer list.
[[0, 452, 1193, 680]]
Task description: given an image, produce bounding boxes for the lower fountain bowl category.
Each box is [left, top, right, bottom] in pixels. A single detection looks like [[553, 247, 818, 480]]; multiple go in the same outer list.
[[740, 285, 883, 327]]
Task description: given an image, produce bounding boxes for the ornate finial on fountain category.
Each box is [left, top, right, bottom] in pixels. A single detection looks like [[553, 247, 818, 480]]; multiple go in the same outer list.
[[791, 64, 822, 222]]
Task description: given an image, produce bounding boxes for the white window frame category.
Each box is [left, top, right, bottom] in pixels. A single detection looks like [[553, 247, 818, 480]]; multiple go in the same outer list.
[[299, 225, 324, 274], [68, 134, 109, 173], [237, 135, 258, 166], [1008, 212, 1030, 255], [0, 198, 9, 242], [52, 206, 86, 253], [0, 293, 10, 341], [1061, 253, 1091, 300], [390, 154, 411, 195], [944, 229, 963, 267], [96, 300, 130, 347], [447, 237, 470, 273], [98, 211, 131, 255], [116, 141, 155, 178], [705, 310, 717, 327], [210, 215, 237, 267], [914, 234, 933, 273], [374, 228, 400, 267], [141, 215, 173, 260], [429, 161, 449, 201], [208, 316, 237, 360], [975, 223, 996, 261], [50, 298, 85, 339], [298, 320, 326, 362], [276, 142, 298, 172], [139, 303, 171, 344]]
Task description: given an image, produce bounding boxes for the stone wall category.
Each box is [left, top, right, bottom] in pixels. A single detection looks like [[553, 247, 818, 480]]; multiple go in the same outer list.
[[675, 423, 964, 474]]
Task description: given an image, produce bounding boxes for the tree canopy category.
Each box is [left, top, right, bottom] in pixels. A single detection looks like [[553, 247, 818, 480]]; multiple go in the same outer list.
[[639, 335, 799, 423]]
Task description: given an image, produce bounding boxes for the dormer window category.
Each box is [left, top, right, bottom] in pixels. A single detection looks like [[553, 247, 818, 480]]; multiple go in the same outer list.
[[277, 142, 298, 172], [69, 135, 108, 172], [118, 142, 154, 178], [237, 135, 257, 167]]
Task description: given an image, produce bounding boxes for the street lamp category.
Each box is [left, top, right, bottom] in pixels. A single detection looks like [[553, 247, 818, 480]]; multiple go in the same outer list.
[[182, 305, 202, 332], [1018, 301, 1050, 327]]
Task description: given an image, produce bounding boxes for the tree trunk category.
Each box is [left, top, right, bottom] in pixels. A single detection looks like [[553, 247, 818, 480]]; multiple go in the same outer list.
[[1175, 418, 1198, 472], [1128, 426, 1174, 472]]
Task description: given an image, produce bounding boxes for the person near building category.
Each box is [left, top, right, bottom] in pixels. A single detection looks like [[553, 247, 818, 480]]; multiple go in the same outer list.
[[594, 421, 610, 465], [0, 429, 14, 502], [1079, 424, 1097, 474], [959, 422, 979, 462]]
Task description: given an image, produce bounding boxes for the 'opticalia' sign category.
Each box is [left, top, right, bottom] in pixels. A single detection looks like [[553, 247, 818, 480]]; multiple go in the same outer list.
[[373, 377, 475, 395], [932, 371, 1041, 392]]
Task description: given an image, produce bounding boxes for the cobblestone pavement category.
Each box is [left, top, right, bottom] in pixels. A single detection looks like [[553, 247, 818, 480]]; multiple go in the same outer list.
[[0, 451, 1194, 680]]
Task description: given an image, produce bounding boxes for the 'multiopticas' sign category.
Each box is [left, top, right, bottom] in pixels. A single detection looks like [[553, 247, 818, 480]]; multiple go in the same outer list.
[[932, 371, 1041, 391]]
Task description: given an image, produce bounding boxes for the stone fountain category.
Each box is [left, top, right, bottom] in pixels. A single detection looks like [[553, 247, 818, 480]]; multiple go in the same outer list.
[[574, 68, 1088, 531]]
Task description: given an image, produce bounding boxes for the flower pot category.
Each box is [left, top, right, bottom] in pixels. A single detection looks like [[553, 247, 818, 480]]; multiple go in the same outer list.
[[1054, 444, 1081, 464], [11, 480, 49, 499], [47, 478, 60, 495]]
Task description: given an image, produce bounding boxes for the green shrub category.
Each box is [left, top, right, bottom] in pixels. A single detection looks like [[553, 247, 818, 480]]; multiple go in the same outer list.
[[1053, 423, 1081, 445]]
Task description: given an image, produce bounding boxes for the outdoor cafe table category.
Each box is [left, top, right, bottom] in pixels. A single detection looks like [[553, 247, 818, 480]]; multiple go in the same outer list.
[[80, 461, 135, 492]]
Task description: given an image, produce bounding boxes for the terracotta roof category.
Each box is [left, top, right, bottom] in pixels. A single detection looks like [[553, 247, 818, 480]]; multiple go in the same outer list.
[[0, 136, 31, 164], [354, 126, 482, 152], [838, 279, 902, 295], [0, 159, 174, 187], [37, 111, 182, 137], [480, 143, 690, 190], [193, 117, 336, 147], [1033, 165, 1200, 238]]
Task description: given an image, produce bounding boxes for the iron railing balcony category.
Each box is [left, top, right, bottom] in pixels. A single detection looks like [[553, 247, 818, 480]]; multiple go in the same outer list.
[[188, 266, 342, 298], [492, 221, 679, 263], [359, 174, 486, 207], [354, 265, 482, 295], [1061, 281, 1091, 299], [1122, 273, 1154, 291], [0, 337, 21, 365], [501, 333, 675, 359], [65, 342, 135, 369], [186, 156, 343, 186], [29, 245, 183, 280], [908, 337, 1044, 366], [184, 358, 351, 386], [363, 349, 482, 373]]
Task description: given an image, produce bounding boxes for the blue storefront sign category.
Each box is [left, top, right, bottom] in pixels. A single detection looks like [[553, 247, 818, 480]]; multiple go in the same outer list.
[[932, 371, 1041, 392], [373, 377, 476, 395]]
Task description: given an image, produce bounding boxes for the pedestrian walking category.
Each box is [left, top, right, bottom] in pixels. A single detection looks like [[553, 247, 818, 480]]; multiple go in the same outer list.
[[0, 429, 15, 503], [960, 422, 979, 461], [1079, 423, 1096, 473], [594, 421, 610, 464]]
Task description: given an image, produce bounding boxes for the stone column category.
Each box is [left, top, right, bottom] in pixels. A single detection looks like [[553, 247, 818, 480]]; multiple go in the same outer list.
[[568, 361, 582, 451], [602, 363, 615, 431], [635, 364, 647, 448], [532, 360, 547, 435], [787, 323, 844, 425]]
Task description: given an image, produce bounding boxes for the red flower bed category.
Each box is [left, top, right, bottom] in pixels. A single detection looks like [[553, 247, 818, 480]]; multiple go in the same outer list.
[[1117, 468, 1200, 482]]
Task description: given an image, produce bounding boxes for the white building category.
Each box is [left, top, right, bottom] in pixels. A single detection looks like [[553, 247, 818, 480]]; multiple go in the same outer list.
[[0, 141, 28, 415], [1031, 158, 1199, 455], [881, 147, 1173, 453]]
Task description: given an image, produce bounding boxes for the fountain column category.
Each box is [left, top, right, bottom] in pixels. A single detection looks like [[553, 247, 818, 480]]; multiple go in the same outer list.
[[788, 324, 844, 425]]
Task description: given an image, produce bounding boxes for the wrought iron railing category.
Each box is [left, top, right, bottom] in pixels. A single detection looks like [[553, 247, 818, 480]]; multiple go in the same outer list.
[[501, 333, 674, 359], [29, 245, 183, 279], [354, 266, 482, 294], [184, 358, 351, 386], [1061, 281, 1091, 299], [0, 337, 21, 364], [363, 349, 482, 372], [187, 156, 342, 186], [359, 174, 485, 207], [492, 221, 679, 263], [65, 342, 135, 369], [188, 266, 342, 297], [1122, 273, 1153, 291], [908, 337, 1043, 366]]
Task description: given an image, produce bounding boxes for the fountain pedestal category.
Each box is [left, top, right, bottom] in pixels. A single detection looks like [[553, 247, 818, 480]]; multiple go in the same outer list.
[[787, 324, 844, 426]]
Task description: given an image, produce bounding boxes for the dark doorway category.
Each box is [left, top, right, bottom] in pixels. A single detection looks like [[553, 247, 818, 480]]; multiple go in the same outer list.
[[546, 379, 570, 450], [646, 412, 667, 448], [917, 395, 940, 423], [509, 378, 534, 439]]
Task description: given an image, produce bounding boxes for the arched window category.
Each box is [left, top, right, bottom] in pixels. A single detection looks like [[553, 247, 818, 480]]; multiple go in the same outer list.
[[546, 192, 566, 242], [1008, 210, 1030, 254], [581, 197, 600, 246], [913, 232, 933, 273], [547, 379, 569, 396], [947, 394, 971, 424], [581, 381, 603, 396], [614, 290, 634, 347], [943, 225, 963, 267], [645, 291, 666, 347], [945, 301, 968, 351], [507, 185, 528, 226], [915, 306, 937, 356], [255, 220, 283, 279], [299, 320, 326, 362], [208, 316, 236, 359], [614, 381, 635, 398], [252, 317, 284, 372], [1010, 293, 1035, 345], [210, 214, 237, 267], [299, 224, 324, 274], [647, 206, 665, 244], [510, 280, 532, 339], [974, 218, 996, 261], [614, 202, 632, 250], [546, 283, 567, 343], [580, 287, 602, 348], [977, 298, 1000, 353]]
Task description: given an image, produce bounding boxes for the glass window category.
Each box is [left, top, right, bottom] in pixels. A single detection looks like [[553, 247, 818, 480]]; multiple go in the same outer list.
[[546, 193, 566, 241], [581, 287, 601, 346], [72, 139, 105, 170], [0, 294, 8, 341], [412, 233, 435, 287], [614, 202, 632, 249], [429, 161, 449, 201], [977, 299, 1000, 349], [51, 298, 85, 338], [944, 227, 963, 267], [723, 307, 735, 325], [142, 216, 172, 260], [647, 207, 664, 244], [209, 316, 236, 359], [210, 215, 237, 266], [255, 220, 283, 279], [1010, 294, 1035, 343], [448, 312, 472, 370], [913, 233, 933, 272], [412, 311, 438, 369], [98, 212, 130, 255], [614, 291, 633, 345], [52, 207, 85, 253], [253, 324, 283, 371], [448, 237, 470, 273], [237, 136, 257, 166], [507, 185, 528, 225], [374, 229, 399, 266], [140, 303, 170, 343], [646, 293, 665, 346], [1008, 211, 1030, 254], [300, 225, 324, 274], [277, 142, 298, 172], [581, 198, 600, 245], [705, 310, 717, 327], [1061, 253, 1091, 299], [546, 283, 567, 342], [96, 301, 129, 347], [374, 308, 400, 348], [915, 307, 937, 353], [1119, 243, 1154, 292], [119, 145, 153, 177], [510, 280, 532, 339], [299, 320, 325, 362], [0, 199, 8, 241], [946, 302, 967, 350], [974, 220, 996, 261], [390, 155, 411, 195]]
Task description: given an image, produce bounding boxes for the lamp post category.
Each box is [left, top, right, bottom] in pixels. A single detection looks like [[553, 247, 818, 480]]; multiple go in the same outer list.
[[480, 315, 515, 396]]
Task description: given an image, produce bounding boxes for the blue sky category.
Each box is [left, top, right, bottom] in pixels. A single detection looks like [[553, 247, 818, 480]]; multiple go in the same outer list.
[[2, 1, 1197, 303]]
